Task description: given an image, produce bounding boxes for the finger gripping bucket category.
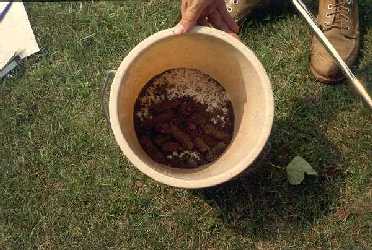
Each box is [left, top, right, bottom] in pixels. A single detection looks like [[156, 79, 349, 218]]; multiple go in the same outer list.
[[109, 27, 274, 189]]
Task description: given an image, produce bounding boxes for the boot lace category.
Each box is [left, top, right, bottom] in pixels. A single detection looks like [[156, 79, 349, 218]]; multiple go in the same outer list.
[[324, 0, 353, 31]]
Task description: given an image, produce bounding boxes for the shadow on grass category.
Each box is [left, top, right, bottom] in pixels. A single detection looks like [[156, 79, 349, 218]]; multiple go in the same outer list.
[[192, 0, 369, 240], [356, 0, 372, 74], [247, 0, 371, 32], [240, 0, 302, 28], [359, 0, 372, 30], [358, 62, 372, 89], [193, 87, 349, 239]]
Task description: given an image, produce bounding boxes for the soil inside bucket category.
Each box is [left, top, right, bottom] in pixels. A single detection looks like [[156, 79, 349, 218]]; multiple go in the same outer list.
[[134, 68, 235, 169]]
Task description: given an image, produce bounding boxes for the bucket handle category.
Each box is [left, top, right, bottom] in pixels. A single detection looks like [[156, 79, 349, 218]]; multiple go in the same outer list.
[[100, 70, 116, 127]]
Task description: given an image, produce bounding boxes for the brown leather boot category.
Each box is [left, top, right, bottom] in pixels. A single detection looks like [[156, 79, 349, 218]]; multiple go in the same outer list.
[[225, 0, 269, 24], [310, 0, 360, 83]]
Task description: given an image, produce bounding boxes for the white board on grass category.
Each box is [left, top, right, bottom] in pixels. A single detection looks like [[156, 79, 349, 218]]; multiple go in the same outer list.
[[0, 2, 40, 70]]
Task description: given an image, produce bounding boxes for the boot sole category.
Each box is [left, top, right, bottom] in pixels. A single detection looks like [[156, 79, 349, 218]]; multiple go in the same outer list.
[[309, 64, 345, 84]]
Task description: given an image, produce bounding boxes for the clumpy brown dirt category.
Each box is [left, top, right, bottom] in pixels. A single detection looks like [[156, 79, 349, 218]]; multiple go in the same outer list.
[[134, 68, 235, 169]]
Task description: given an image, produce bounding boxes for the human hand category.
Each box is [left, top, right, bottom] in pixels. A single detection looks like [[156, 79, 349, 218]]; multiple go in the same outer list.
[[174, 0, 239, 36]]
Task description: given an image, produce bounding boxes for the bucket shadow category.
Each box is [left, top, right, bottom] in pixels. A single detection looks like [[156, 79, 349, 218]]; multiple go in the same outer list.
[[193, 87, 348, 239]]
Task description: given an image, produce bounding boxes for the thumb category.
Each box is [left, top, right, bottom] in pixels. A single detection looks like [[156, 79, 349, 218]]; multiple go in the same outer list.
[[174, 3, 206, 34]]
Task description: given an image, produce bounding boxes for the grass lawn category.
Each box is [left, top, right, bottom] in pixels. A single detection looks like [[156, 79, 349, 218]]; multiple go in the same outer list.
[[1, 0, 371, 249]]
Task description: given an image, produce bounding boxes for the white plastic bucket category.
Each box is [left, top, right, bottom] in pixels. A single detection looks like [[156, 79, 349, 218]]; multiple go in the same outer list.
[[109, 26, 274, 189]]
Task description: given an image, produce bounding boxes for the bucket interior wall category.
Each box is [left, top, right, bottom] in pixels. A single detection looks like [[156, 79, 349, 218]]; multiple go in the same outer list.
[[116, 33, 271, 181]]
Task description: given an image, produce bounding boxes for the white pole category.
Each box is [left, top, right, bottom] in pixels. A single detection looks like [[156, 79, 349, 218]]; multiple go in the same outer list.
[[292, 0, 372, 109]]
